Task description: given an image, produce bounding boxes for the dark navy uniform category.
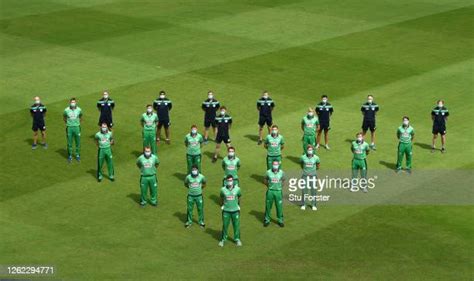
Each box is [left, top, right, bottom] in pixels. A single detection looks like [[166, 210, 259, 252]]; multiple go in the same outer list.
[[153, 97, 172, 128], [257, 97, 274, 127], [215, 114, 232, 144], [315, 102, 333, 130], [97, 98, 115, 127], [30, 103, 47, 131], [361, 102, 379, 132], [431, 106, 449, 135], [202, 98, 220, 128]]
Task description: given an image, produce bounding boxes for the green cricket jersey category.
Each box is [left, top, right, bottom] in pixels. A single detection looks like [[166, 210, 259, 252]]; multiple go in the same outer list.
[[351, 141, 370, 160], [95, 131, 113, 149], [265, 134, 285, 156], [220, 186, 241, 212], [141, 113, 159, 131], [302, 116, 319, 136], [136, 154, 159, 176], [397, 126, 415, 143], [185, 133, 204, 155], [185, 174, 206, 196], [266, 169, 285, 191], [222, 156, 241, 179], [63, 107, 82, 127], [300, 154, 320, 176]]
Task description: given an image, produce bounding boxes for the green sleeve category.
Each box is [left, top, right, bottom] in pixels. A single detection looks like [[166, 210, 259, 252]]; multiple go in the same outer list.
[[301, 119, 305, 126], [237, 159, 241, 169], [136, 157, 141, 167], [63, 110, 67, 117], [300, 157, 304, 169], [140, 115, 144, 122], [281, 136, 285, 145], [316, 157, 321, 164], [79, 110, 83, 118], [199, 134, 204, 143], [184, 136, 188, 146], [238, 188, 242, 197], [281, 172, 286, 181], [264, 136, 269, 145], [184, 176, 189, 187], [155, 156, 160, 165], [220, 189, 225, 199], [202, 176, 207, 184], [221, 160, 225, 170]]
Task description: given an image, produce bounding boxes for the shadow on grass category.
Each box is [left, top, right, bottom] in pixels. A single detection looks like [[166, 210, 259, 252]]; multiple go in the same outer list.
[[286, 155, 301, 165], [249, 210, 277, 224], [127, 193, 141, 204], [244, 134, 259, 142], [414, 142, 432, 151], [131, 150, 142, 158], [173, 172, 187, 181], [205, 227, 221, 241], [203, 151, 215, 160], [250, 174, 265, 184], [379, 160, 397, 170], [55, 148, 68, 159], [24, 138, 33, 146], [173, 211, 187, 224], [345, 138, 353, 143], [209, 194, 221, 206], [86, 169, 96, 179]]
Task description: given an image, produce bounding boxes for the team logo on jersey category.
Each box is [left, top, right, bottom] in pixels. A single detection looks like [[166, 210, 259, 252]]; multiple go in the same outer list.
[[227, 165, 235, 170], [305, 162, 314, 167], [226, 195, 235, 200], [271, 178, 280, 183], [190, 141, 198, 146], [144, 162, 152, 168], [101, 138, 108, 143], [191, 182, 200, 188], [306, 123, 313, 127], [271, 141, 279, 147]]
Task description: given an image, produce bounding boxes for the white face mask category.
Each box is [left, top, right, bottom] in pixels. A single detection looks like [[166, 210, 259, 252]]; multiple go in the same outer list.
[[272, 130, 278, 135], [322, 99, 328, 103], [308, 112, 314, 117], [191, 170, 198, 176], [307, 150, 314, 155], [228, 152, 235, 157], [144, 151, 151, 157], [103, 94, 109, 99], [147, 108, 153, 113], [208, 94, 213, 99], [191, 129, 197, 134], [227, 180, 234, 187], [220, 111, 226, 115], [101, 127, 108, 132], [357, 137, 363, 142], [368, 99, 373, 103], [70, 102, 76, 107], [403, 120, 409, 126], [438, 103, 443, 107], [263, 95, 269, 99], [34, 99, 41, 104], [159, 95, 165, 99], [272, 165, 279, 170]]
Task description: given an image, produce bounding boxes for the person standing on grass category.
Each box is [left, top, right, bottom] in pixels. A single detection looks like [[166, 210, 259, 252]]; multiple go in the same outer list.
[[63, 97, 82, 163], [222, 146, 241, 186], [95, 123, 114, 182], [315, 95, 333, 150], [212, 106, 232, 163], [141, 104, 159, 155], [300, 145, 320, 211], [257, 91, 275, 145], [431, 100, 449, 153], [97, 91, 114, 130], [30, 96, 47, 149], [301, 107, 319, 154], [396, 116, 415, 174], [136, 146, 159, 207], [264, 125, 285, 170], [351, 132, 370, 192], [202, 91, 220, 144], [219, 175, 242, 247], [184, 125, 204, 174], [184, 165, 206, 228], [361, 94, 379, 150], [153, 90, 172, 144], [264, 160, 286, 228]]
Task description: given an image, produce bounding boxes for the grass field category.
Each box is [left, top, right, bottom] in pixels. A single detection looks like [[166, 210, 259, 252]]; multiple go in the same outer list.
[[1, 0, 473, 280]]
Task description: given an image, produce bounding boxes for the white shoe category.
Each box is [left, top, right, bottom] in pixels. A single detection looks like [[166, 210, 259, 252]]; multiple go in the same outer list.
[[312, 206, 317, 211], [218, 241, 224, 247], [325, 144, 330, 150], [300, 205, 306, 210], [236, 240, 242, 247], [315, 144, 320, 149]]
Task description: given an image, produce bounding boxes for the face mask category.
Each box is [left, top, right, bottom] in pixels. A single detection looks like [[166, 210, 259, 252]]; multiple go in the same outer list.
[[101, 127, 107, 133], [220, 111, 225, 115], [272, 130, 278, 135], [403, 120, 409, 126], [322, 99, 328, 103], [34, 99, 40, 104], [191, 170, 198, 176], [208, 94, 213, 99], [70, 102, 76, 107], [438, 103, 443, 108], [308, 112, 314, 117], [307, 150, 313, 155], [357, 137, 363, 143], [368, 99, 373, 103], [103, 94, 109, 99], [227, 180, 234, 187], [147, 108, 153, 113], [263, 95, 269, 99], [228, 152, 235, 157], [144, 152, 151, 157], [160, 95, 165, 99], [272, 165, 279, 170], [191, 129, 197, 134]]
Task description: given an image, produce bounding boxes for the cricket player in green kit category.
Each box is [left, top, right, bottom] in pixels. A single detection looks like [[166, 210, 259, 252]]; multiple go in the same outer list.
[[264, 125, 285, 170], [264, 161, 286, 227], [136, 147, 159, 207], [63, 98, 82, 163], [396, 116, 415, 174], [141, 105, 159, 155], [184, 166, 206, 228], [222, 146, 241, 186], [219, 175, 242, 247], [351, 132, 370, 192], [300, 145, 320, 210], [95, 123, 114, 182], [301, 108, 319, 154], [184, 125, 204, 174]]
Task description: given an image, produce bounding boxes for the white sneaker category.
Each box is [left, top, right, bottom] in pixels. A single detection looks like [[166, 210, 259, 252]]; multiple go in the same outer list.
[[312, 206, 317, 211], [236, 240, 242, 247], [218, 241, 224, 247], [325, 144, 330, 150], [300, 205, 306, 210], [315, 144, 320, 149]]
